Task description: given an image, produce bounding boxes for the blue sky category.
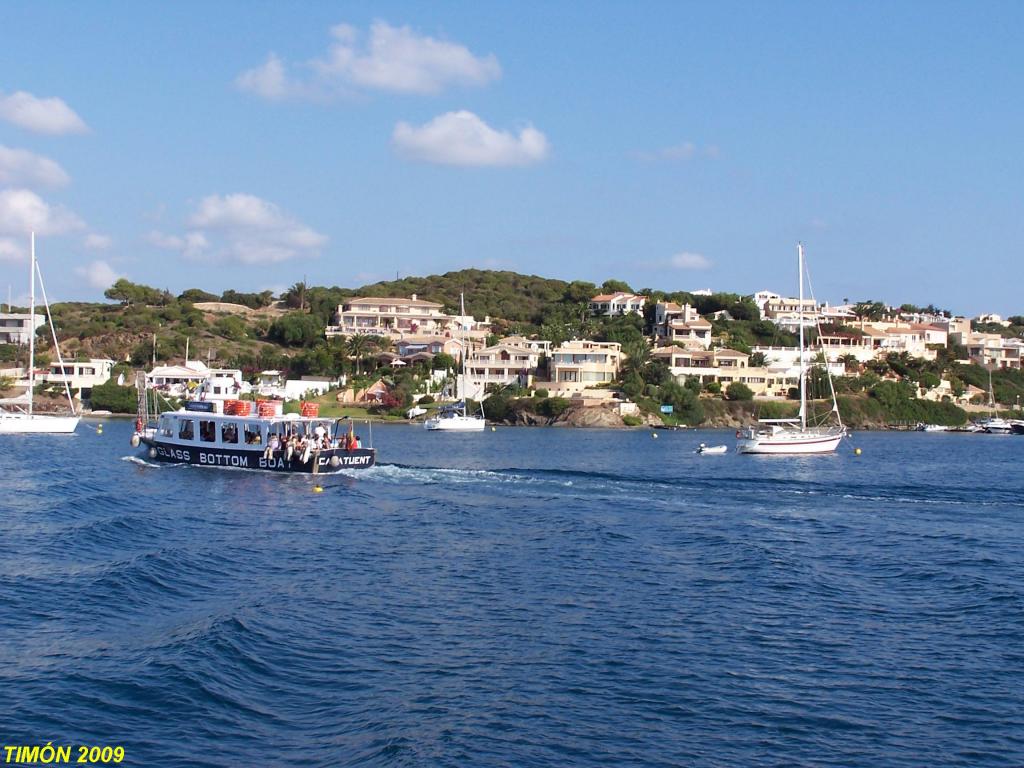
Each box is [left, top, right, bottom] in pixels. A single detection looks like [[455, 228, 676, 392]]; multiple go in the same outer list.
[[0, 1, 1021, 315]]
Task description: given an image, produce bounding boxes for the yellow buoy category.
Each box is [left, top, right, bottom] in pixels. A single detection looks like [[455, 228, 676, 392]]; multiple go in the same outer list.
[[854, 447, 862, 456], [491, 426, 496, 432], [652, 432, 658, 438], [312, 485, 324, 493]]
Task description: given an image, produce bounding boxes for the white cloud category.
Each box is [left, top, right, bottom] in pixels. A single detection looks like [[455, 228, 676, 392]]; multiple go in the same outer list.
[[0, 188, 85, 236], [669, 251, 712, 270], [153, 194, 326, 264], [392, 110, 549, 167], [147, 230, 185, 250], [235, 54, 317, 102], [75, 259, 122, 290], [84, 233, 113, 250], [0, 145, 71, 188], [236, 20, 500, 100], [0, 237, 24, 262], [0, 91, 88, 135]]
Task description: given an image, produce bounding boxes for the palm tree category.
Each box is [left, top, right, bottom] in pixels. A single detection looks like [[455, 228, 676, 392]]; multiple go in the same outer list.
[[345, 334, 372, 375]]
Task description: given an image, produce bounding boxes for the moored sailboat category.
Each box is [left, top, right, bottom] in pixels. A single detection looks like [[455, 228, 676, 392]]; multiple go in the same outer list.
[[424, 292, 485, 432], [0, 234, 80, 434], [737, 243, 845, 455]]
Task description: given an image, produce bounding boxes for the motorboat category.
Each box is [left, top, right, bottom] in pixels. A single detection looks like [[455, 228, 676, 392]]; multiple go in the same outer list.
[[695, 443, 729, 455], [132, 403, 375, 473]]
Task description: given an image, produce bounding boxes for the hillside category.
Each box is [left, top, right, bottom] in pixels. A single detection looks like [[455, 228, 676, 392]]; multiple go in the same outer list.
[[3, 269, 1022, 426]]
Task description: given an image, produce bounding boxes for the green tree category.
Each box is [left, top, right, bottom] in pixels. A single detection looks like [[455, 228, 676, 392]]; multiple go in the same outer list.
[[601, 279, 633, 294], [563, 280, 598, 304], [178, 288, 218, 303], [104, 279, 166, 306], [345, 334, 373, 375], [268, 313, 323, 347], [88, 380, 137, 413], [725, 381, 754, 401], [431, 352, 456, 371], [852, 300, 886, 321]]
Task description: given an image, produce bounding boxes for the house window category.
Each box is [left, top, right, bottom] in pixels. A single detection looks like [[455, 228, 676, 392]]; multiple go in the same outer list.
[[178, 419, 195, 441]]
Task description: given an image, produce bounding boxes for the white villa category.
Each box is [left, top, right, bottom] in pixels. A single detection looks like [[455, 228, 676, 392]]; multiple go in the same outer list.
[[462, 343, 542, 399], [589, 292, 646, 316], [653, 302, 712, 347], [42, 358, 115, 399], [0, 312, 44, 345], [326, 295, 455, 339], [651, 345, 798, 398], [548, 340, 622, 394]]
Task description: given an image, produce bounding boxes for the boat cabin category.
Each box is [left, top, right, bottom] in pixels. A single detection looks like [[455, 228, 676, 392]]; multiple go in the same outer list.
[[155, 411, 355, 449]]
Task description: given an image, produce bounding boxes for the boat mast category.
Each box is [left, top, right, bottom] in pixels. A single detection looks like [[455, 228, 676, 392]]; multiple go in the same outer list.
[[28, 232, 35, 416], [798, 242, 806, 432], [459, 292, 467, 412]]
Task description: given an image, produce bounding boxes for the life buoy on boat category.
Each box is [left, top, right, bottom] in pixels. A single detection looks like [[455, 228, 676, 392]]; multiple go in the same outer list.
[[735, 430, 741, 438], [135, 418, 143, 433]]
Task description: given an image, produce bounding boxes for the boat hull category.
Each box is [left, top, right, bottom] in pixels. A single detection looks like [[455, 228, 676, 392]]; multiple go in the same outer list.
[[0, 415, 80, 434], [140, 438, 375, 473], [424, 416, 486, 431], [737, 432, 844, 455], [696, 445, 729, 454]]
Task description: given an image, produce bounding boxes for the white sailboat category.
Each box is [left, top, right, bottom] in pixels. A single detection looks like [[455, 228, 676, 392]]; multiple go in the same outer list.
[[0, 234, 80, 434], [424, 293, 486, 432], [978, 369, 1012, 434], [737, 243, 845, 454]]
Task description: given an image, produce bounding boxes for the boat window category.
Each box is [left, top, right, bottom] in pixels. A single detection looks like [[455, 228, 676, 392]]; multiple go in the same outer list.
[[159, 416, 174, 437], [244, 423, 262, 444], [199, 420, 216, 443], [221, 421, 239, 444], [178, 419, 195, 441]]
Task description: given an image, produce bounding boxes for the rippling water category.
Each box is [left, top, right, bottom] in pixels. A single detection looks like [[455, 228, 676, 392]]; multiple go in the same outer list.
[[1, 421, 1022, 766]]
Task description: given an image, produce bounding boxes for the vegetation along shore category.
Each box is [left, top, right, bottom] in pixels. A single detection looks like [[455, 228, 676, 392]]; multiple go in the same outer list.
[[3, 269, 1022, 430]]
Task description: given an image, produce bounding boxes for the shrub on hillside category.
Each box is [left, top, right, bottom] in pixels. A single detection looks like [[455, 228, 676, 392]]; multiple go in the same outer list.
[[89, 381, 137, 413], [726, 382, 754, 401]]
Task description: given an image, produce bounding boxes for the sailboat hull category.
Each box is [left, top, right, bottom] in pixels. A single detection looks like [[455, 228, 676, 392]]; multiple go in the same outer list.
[[424, 415, 486, 431], [0, 414, 80, 434], [737, 432, 843, 454]]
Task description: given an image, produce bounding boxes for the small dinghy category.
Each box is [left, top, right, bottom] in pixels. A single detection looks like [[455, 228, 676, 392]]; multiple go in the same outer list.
[[696, 443, 729, 455]]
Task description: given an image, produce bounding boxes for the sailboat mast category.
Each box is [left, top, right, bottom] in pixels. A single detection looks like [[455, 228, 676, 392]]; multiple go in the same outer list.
[[459, 292, 466, 408], [798, 242, 806, 431], [28, 232, 35, 416]]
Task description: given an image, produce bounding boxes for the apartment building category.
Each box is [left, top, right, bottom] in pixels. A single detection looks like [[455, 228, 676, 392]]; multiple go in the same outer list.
[[548, 340, 622, 394]]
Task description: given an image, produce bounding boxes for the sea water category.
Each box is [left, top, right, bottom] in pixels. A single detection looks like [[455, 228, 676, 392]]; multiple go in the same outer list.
[[1, 422, 1022, 766]]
